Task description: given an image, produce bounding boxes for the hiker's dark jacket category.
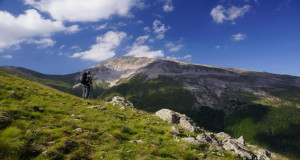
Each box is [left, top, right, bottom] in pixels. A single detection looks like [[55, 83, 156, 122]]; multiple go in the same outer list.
[[81, 73, 91, 85]]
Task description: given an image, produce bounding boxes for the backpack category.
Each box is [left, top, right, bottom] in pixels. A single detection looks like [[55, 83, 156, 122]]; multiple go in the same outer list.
[[80, 73, 87, 84]]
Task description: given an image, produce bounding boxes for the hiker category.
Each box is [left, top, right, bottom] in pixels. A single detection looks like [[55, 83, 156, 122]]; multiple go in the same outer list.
[[80, 70, 92, 99]]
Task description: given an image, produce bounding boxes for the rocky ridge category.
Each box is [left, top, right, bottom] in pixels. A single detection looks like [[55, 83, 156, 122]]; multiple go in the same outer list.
[[155, 108, 273, 160]]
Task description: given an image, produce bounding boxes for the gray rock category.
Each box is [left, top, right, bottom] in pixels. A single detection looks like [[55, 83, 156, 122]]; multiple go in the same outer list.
[[236, 136, 246, 146], [254, 149, 271, 160], [171, 126, 180, 135], [86, 105, 106, 111], [130, 140, 145, 143], [216, 132, 231, 141], [155, 109, 199, 133], [120, 106, 126, 110], [196, 132, 222, 149], [74, 128, 83, 132], [223, 139, 256, 160], [0, 111, 10, 123], [181, 137, 201, 145], [110, 96, 134, 108]]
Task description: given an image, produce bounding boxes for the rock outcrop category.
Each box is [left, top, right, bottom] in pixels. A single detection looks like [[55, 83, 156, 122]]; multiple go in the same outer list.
[[156, 108, 271, 160], [155, 109, 199, 133], [110, 96, 134, 108]]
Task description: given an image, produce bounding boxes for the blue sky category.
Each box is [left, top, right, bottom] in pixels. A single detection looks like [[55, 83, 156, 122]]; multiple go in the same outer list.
[[0, 0, 299, 76]]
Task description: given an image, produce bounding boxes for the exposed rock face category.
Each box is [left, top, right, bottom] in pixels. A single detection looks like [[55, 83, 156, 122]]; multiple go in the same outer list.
[[155, 109, 199, 133], [223, 138, 256, 160], [110, 96, 134, 108], [196, 133, 222, 149], [254, 149, 271, 160]]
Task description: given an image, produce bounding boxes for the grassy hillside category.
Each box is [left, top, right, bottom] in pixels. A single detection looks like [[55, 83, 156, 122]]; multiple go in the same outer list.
[[0, 71, 241, 160]]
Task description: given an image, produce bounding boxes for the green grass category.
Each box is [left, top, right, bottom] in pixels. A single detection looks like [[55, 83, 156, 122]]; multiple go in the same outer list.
[[0, 71, 241, 160]]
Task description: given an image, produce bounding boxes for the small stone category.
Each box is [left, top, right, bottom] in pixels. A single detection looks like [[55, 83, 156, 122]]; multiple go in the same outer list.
[[181, 137, 201, 145], [120, 106, 126, 110], [7, 90, 15, 94], [170, 126, 180, 136], [47, 141, 55, 144], [130, 140, 145, 144], [71, 114, 75, 117], [74, 128, 83, 132]]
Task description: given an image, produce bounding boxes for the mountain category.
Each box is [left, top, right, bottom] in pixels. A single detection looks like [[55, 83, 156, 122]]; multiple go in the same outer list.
[[1, 56, 300, 159]]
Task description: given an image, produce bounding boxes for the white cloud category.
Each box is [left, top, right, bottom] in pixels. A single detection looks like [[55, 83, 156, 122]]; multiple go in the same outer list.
[[0, 9, 78, 51], [137, 20, 144, 24], [72, 31, 127, 62], [25, 0, 142, 22], [215, 45, 221, 49], [232, 33, 246, 41], [135, 35, 149, 45], [153, 20, 170, 40], [26, 38, 56, 48], [1, 55, 13, 59], [211, 5, 251, 24], [166, 54, 192, 61], [95, 23, 108, 30], [165, 42, 183, 52], [126, 45, 164, 58], [143, 26, 151, 33], [163, 0, 174, 12]]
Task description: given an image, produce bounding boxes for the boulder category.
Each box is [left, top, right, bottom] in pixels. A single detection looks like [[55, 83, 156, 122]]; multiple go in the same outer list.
[[110, 96, 134, 108], [155, 109, 199, 133], [222, 139, 256, 160], [236, 136, 246, 146], [155, 109, 179, 124], [181, 137, 201, 145]]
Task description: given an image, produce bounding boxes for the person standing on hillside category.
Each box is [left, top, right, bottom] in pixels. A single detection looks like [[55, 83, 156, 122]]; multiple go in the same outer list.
[[80, 70, 92, 99]]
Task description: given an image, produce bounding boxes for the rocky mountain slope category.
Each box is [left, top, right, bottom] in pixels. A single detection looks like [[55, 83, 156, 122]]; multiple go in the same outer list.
[[87, 56, 300, 114]]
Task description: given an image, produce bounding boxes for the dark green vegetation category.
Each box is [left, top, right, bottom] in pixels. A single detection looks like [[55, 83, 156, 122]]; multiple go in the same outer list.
[[0, 71, 240, 160], [99, 75, 225, 131], [225, 102, 300, 159]]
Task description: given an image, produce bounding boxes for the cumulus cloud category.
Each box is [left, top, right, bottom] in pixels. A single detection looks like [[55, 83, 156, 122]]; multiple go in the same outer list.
[[26, 38, 56, 48], [165, 42, 183, 52], [72, 31, 127, 61], [166, 54, 192, 61], [153, 20, 170, 39], [25, 0, 142, 22], [0, 9, 78, 51], [126, 45, 164, 58], [1, 55, 13, 59], [232, 33, 246, 41], [211, 5, 251, 24], [126, 35, 164, 58], [215, 45, 221, 49], [163, 0, 174, 12], [143, 26, 151, 33]]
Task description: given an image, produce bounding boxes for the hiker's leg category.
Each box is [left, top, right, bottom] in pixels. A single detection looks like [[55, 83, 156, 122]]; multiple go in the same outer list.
[[86, 85, 90, 99], [82, 85, 87, 99]]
